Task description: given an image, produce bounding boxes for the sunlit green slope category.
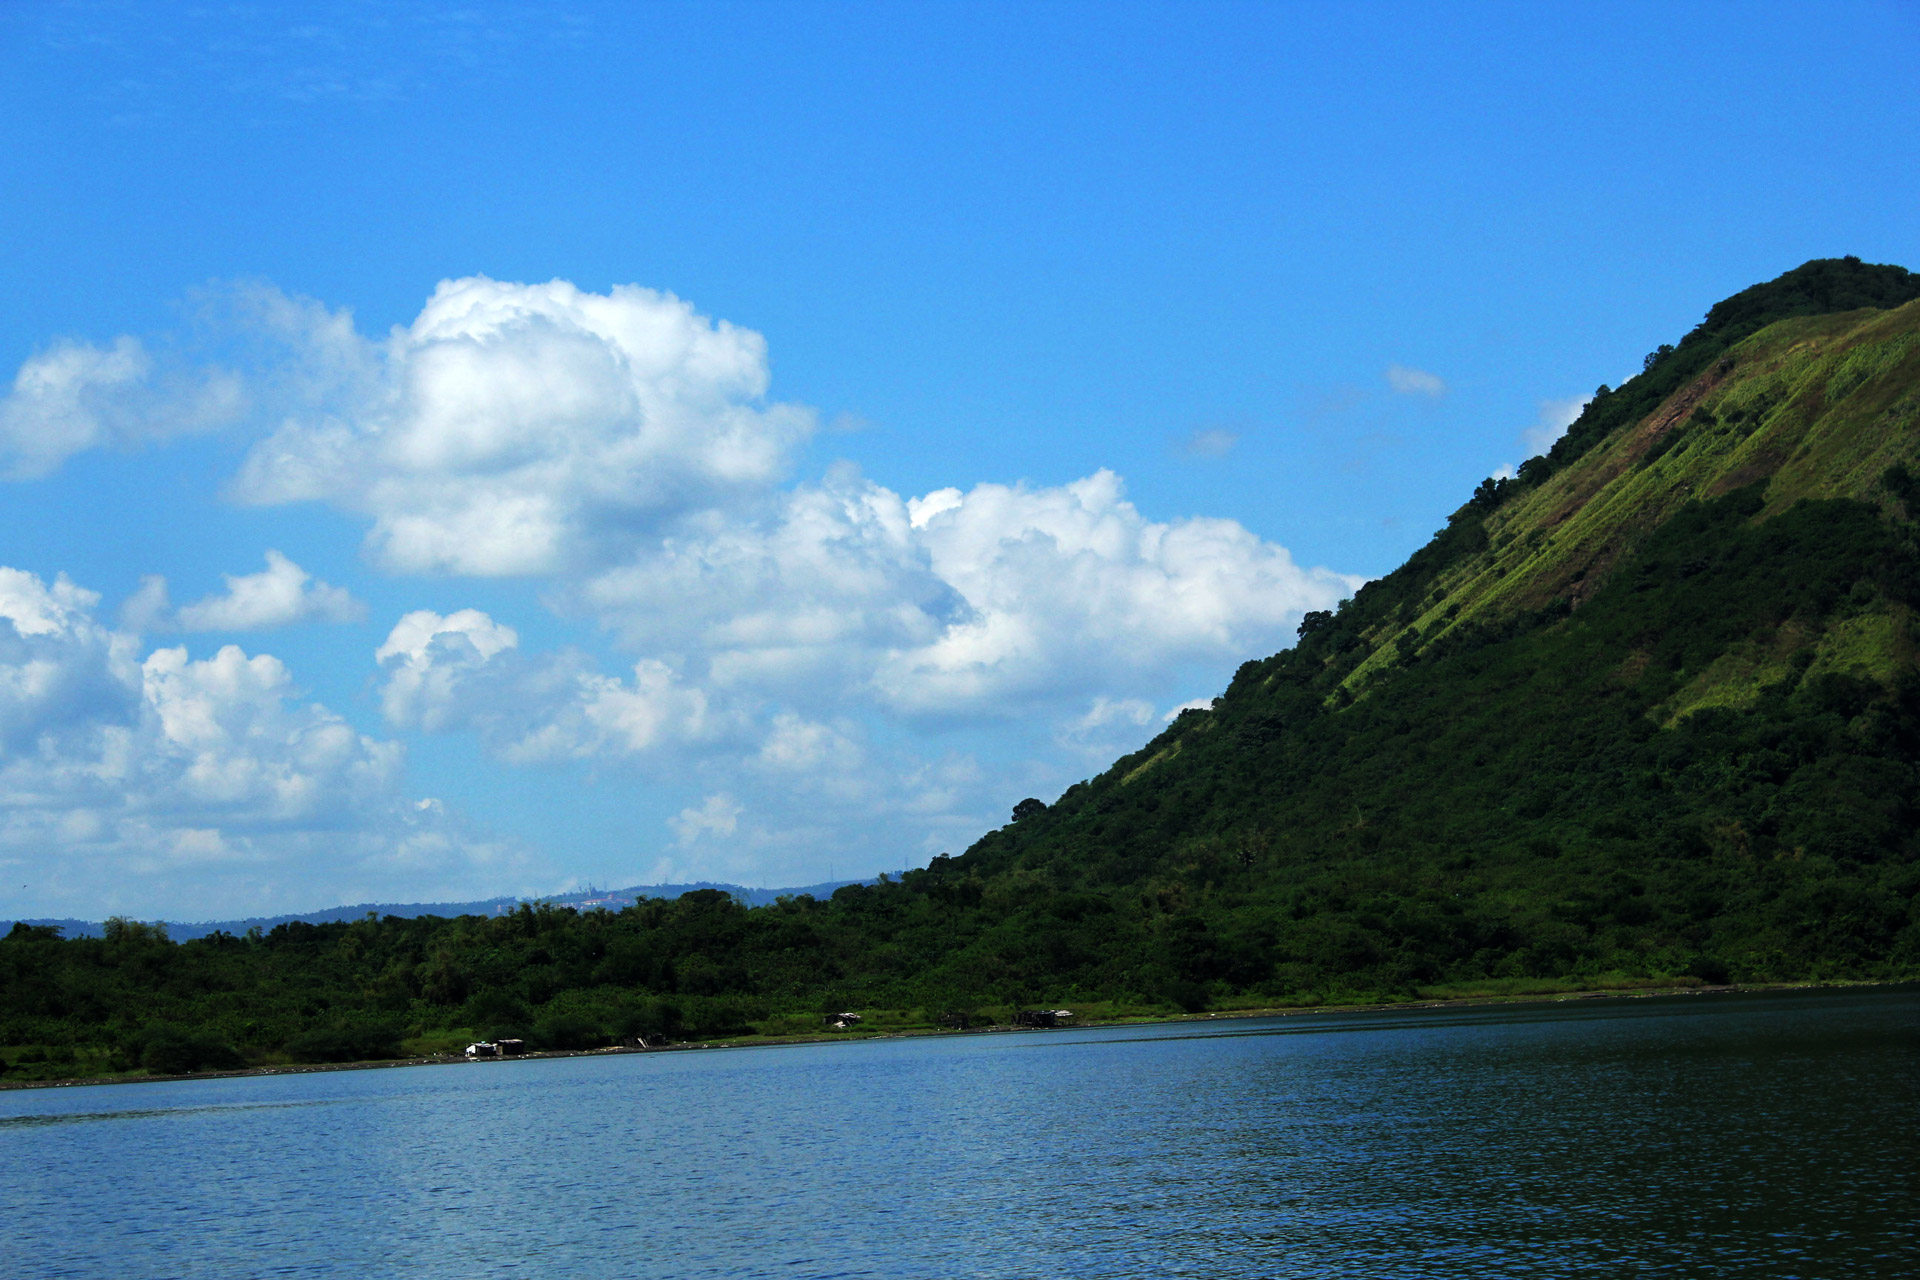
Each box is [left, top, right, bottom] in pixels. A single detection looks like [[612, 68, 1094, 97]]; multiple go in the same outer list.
[[1349, 290, 1920, 709], [947, 258, 1920, 996]]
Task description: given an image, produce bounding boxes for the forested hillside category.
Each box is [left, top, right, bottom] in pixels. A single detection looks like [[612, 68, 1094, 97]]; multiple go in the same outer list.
[[6, 258, 1920, 1080], [965, 256, 1920, 992]]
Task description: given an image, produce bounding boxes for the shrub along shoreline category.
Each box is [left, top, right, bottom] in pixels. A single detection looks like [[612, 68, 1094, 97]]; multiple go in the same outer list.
[[1, 978, 1888, 1092]]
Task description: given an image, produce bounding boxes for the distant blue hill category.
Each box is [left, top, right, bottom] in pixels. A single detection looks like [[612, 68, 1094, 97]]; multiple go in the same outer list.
[[7, 878, 868, 941]]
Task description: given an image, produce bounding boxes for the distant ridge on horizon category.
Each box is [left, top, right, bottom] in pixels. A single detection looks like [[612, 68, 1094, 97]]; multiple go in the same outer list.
[[6, 877, 870, 942]]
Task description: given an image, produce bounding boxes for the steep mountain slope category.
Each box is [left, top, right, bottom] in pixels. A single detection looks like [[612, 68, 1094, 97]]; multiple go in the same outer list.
[[945, 257, 1920, 999], [1354, 290, 1920, 702]]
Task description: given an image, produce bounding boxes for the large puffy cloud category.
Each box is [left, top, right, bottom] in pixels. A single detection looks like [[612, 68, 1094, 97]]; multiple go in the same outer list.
[[138, 644, 401, 819], [2, 276, 1366, 894], [221, 265, 1358, 874], [882, 469, 1359, 713], [580, 466, 1359, 718], [12, 279, 1352, 727], [578, 463, 957, 696], [483, 462, 1356, 880], [0, 567, 517, 919], [232, 276, 815, 575]]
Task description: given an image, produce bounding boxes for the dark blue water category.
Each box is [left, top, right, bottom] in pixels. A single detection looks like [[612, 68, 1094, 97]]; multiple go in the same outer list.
[[2, 988, 1914, 1278]]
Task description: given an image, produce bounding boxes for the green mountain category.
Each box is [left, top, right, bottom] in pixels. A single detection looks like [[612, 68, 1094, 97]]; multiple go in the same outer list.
[[6, 258, 1920, 1078], [949, 255, 1920, 1000]]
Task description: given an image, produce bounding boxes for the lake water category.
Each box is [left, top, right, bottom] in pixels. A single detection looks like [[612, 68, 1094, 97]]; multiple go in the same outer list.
[[2, 988, 1914, 1278]]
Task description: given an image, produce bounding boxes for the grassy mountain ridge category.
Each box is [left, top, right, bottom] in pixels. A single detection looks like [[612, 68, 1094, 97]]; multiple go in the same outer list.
[[1542, 254, 1920, 479], [1347, 293, 1920, 700], [1005, 262, 1920, 817], [6, 259, 1920, 1078], [953, 257, 1920, 995]]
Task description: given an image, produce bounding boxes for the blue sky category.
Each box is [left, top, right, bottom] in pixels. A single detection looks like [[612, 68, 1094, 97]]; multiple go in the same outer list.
[[1, 1, 1915, 920]]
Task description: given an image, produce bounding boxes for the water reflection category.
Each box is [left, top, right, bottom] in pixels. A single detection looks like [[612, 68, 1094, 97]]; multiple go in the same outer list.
[[0, 1097, 341, 1128], [2, 987, 1914, 1278]]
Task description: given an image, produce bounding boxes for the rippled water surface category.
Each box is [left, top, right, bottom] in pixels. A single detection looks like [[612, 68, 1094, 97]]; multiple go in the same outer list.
[[3, 988, 1915, 1278]]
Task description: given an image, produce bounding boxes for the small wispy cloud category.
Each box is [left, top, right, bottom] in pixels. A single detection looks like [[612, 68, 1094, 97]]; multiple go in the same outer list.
[[122, 550, 364, 632], [1521, 395, 1591, 456], [0, 335, 245, 480], [1162, 697, 1214, 723], [1386, 364, 1447, 398], [673, 792, 743, 846], [1181, 427, 1240, 458], [1056, 695, 1157, 754]]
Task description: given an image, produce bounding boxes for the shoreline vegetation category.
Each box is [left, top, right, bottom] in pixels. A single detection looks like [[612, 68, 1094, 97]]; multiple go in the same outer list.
[[0, 978, 1892, 1093]]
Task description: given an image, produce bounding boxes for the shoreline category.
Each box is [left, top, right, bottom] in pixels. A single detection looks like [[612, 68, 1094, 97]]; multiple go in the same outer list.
[[1, 978, 1896, 1094]]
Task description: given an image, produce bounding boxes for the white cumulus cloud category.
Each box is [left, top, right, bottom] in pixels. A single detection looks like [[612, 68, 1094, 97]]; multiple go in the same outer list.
[[2, 277, 1375, 892], [0, 567, 515, 919], [138, 643, 401, 818], [0, 336, 244, 480], [230, 276, 815, 575], [0, 568, 140, 753], [375, 608, 716, 763], [581, 467, 1359, 721], [876, 469, 1361, 714], [374, 608, 520, 732], [579, 463, 956, 699], [130, 550, 365, 633]]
